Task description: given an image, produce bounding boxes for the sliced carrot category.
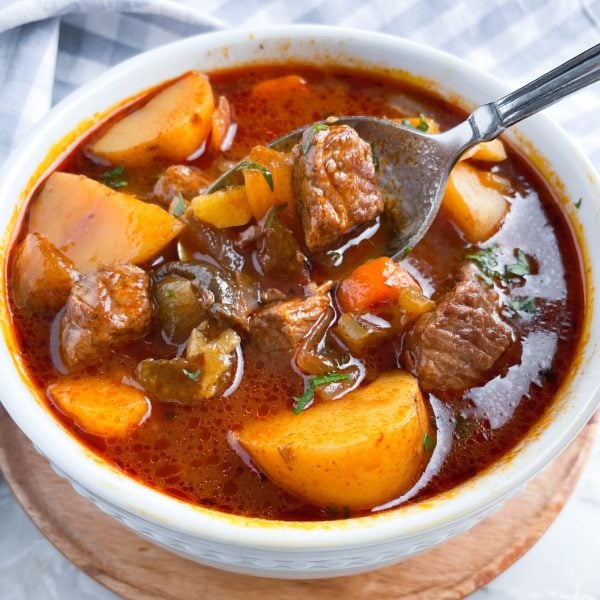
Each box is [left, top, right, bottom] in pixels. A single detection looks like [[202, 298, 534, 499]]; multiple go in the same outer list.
[[250, 75, 308, 99], [337, 257, 420, 314], [396, 116, 440, 134]]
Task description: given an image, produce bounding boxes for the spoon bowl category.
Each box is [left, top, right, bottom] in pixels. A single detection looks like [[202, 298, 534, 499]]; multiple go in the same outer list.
[[209, 42, 600, 258], [209, 117, 458, 259]]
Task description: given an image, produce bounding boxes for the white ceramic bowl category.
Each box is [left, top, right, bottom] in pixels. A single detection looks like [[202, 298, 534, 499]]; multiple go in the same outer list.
[[1, 26, 599, 579]]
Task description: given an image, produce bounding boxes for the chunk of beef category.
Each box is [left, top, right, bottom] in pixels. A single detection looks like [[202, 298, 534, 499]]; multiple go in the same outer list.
[[12, 233, 79, 314], [250, 293, 330, 356], [179, 218, 244, 272], [292, 124, 383, 251], [60, 264, 151, 370], [402, 265, 513, 392], [256, 220, 309, 282], [153, 165, 212, 206]]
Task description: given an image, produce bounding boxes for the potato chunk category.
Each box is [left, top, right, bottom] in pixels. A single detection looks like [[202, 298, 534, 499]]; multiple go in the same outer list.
[[243, 146, 294, 220], [461, 139, 507, 162], [90, 71, 215, 167], [48, 377, 150, 437], [236, 370, 433, 510], [442, 162, 510, 243], [191, 185, 252, 228], [12, 233, 78, 313], [28, 172, 183, 272]]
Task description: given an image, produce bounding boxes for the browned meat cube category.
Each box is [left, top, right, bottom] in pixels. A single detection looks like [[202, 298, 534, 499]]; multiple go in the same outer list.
[[60, 264, 152, 370], [256, 220, 309, 282], [250, 293, 330, 356], [153, 165, 212, 206], [402, 265, 513, 392], [12, 233, 78, 314], [292, 124, 383, 251]]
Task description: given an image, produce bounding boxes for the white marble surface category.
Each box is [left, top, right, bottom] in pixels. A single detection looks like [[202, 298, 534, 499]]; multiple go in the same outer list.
[[1, 425, 599, 599]]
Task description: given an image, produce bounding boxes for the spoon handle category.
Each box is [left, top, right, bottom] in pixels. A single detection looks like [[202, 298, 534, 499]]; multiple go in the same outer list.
[[456, 43, 600, 148]]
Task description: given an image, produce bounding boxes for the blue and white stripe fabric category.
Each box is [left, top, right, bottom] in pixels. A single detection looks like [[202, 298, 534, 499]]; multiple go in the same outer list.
[[1, 0, 599, 167], [0, 1, 599, 599], [0, 0, 599, 168]]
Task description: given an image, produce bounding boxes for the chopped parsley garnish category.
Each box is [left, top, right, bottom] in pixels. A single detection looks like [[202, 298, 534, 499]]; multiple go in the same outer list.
[[402, 115, 430, 132], [507, 296, 538, 314], [170, 193, 186, 217], [100, 165, 127, 189], [301, 123, 329, 154], [504, 249, 531, 278], [467, 245, 532, 284], [370, 142, 380, 170], [236, 161, 274, 191], [423, 432, 435, 452], [182, 368, 201, 381], [293, 372, 351, 414], [575, 197, 582, 209], [265, 203, 287, 228], [466, 245, 500, 277], [165, 287, 174, 298]]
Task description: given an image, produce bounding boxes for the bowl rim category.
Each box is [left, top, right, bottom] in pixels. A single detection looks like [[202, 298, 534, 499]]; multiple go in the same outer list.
[[1, 24, 599, 550]]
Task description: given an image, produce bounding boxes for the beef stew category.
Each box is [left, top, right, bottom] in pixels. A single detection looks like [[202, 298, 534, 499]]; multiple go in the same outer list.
[[7, 65, 584, 520]]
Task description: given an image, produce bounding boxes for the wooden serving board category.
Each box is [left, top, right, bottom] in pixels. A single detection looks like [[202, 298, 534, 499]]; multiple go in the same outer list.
[[0, 407, 597, 600]]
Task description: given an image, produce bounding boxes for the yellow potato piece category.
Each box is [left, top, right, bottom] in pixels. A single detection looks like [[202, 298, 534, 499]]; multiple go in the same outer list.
[[90, 71, 215, 167], [28, 172, 183, 272], [461, 139, 507, 162], [48, 377, 150, 437], [243, 146, 294, 220], [236, 371, 433, 511], [191, 185, 252, 228], [442, 162, 510, 243]]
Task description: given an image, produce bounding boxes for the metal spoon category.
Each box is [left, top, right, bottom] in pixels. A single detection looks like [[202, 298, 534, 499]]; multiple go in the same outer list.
[[208, 43, 600, 259]]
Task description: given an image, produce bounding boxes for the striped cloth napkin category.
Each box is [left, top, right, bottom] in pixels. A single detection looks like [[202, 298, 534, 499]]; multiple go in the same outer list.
[[0, 0, 599, 168]]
